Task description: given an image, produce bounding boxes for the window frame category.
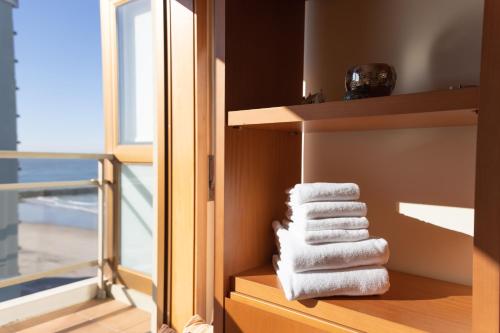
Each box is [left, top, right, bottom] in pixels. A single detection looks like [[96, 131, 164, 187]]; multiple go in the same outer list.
[[100, 0, 159, 298]]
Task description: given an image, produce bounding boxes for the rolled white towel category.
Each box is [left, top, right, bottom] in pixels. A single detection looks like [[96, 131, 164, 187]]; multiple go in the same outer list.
[[292, 217, 369, 231], [287, 183, 360, 205], [284, 220, 369, 244], [287, 201, 367, 220], [273, 255, 390, 300], [273, 221, 389, 272]]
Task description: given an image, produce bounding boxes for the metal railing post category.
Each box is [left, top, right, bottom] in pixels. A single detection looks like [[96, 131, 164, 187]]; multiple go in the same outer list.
[[96, 159, 107, 299]]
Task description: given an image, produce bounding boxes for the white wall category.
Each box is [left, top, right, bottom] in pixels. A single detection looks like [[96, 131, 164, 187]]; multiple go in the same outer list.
[[304, 0, 483, 100], [303, 0, 483, 285]]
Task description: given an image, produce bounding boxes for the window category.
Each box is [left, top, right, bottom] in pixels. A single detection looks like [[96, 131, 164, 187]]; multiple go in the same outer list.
[[119, 164, 153, 275], [117, 0, 154, 145]]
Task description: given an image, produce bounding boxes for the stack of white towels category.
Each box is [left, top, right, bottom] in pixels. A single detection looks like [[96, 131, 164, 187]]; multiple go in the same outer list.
[[273, 183, 390, 301]]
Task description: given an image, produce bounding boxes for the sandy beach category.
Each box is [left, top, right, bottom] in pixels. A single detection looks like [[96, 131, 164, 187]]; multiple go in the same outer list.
[[18, 222, 97, 278]]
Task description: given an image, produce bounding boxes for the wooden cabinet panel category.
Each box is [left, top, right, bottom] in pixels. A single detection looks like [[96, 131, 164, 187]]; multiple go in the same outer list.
[[225, 297, 355, 333]]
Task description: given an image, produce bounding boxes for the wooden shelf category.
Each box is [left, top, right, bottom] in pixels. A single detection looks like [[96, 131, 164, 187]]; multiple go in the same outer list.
[[228, 88, 479, 132], [231, 264, 472, 333]]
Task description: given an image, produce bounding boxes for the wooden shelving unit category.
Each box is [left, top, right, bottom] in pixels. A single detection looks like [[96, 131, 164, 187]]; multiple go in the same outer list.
[[213, 0, 500, 331], [228, 88, 479, 132], [230, 265, 472, 333]]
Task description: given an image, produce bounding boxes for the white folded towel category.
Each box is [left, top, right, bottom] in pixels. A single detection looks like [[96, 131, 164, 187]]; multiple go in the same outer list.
[[273, 221, 389, 272], [287, 183, 360, 205], [273, 255, 390, 300], [284, 220, 369, 244], [287, 201, 367, 220], [291, 217, 369, 231]]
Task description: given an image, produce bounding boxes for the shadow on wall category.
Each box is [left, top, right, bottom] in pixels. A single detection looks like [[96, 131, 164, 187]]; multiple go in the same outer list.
[[304, 126, 476, 286], [303, 0, 483, 99], [429, 6, 482, 90]]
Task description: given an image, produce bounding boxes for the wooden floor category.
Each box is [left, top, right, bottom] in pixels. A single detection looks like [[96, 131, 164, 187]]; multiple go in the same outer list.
[[0, 299, 150, 333]]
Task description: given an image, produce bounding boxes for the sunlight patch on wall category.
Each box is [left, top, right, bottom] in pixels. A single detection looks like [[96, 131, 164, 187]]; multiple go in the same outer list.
[[398, 202, 474, 236]]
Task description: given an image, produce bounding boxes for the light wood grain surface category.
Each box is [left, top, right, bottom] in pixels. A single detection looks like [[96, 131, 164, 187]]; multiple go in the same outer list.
[[228, 293, 357, 333], [223, 127, 301, 280], [214, 128, 301, 332], [214, 1, 305, 330], [170, 0, 196, 330], [1, 299, 150, 333], [152, 0, 167, 328], [232, 264, 472, 333], [225, 297, 339, 333], [473, 0, 500, 331], [228, 88, 479, 132]]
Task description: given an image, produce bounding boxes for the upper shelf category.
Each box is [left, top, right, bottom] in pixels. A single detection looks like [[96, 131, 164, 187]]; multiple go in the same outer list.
[[232, 264, 472, 333], [228, 87, 479, 132]]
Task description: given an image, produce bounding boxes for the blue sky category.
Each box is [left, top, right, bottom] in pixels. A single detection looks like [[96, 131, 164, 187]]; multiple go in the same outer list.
[[14, 0, 104, 152]]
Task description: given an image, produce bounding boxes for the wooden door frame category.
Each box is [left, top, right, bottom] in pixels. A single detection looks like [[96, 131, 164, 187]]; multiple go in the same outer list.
[[101, 0, 213, 330], [152, 0, 168, 330], [167, 0, 213, 330]]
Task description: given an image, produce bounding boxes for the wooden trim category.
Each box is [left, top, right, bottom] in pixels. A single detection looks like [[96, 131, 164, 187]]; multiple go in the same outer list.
[[194, 0, 213, 321], [100, 0, 118, 280], [473, 0, 500, 331], [111, 0, 129, 6], [152, 0, 167, 329], [229, 87, 479, 122], [0, 151, 113, 160], [229, 293, 357, 333], [213, 0, 225, 331], [102, 0, 154, 162], [114, 145, 154, 163], [101, 0, 119, 154], [228, 88, 479, 132], [225, 296, 344, 333], [113, 163, 122, 273], [169, 0, 196, 330], [116, 265, 152, 295], [103, 159, 116, 280], [109, 0, 121, 150], [165, 0, 173, 327], [96, 160, 106, 295], [100, 0, 116, 154], [100, 0, 117, 283]]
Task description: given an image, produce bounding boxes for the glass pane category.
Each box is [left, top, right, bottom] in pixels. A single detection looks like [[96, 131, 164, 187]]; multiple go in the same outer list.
[[17, 158, 97, 183], [120, 164, 153, 275], [0, 267, 98, 302], [117, 0, 154, 145], [0, 186, 98, 301]]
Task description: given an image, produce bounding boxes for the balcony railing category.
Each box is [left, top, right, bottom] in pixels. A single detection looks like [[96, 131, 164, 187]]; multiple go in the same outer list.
[[0, 151, 113, 299]]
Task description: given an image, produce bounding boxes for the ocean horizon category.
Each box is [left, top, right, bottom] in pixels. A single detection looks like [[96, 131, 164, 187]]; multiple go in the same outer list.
[[17, 159, 99, 230]]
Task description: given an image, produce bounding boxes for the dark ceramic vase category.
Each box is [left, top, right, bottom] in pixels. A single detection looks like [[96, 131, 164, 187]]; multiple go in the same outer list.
[[344, 63, 397, 100]]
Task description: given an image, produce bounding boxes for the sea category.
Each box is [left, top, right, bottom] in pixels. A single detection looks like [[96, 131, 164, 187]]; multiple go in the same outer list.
[[0, 159, 99, 301], [17, 159, 99, 230]]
